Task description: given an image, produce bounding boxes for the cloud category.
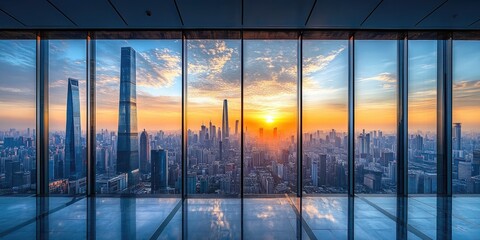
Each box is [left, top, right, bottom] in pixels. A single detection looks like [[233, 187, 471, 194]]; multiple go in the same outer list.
[[303, 47, 346, 76], [453, 80, 480, 108], [361, 72, 397, 83], [359, 72, 397, 91], [137, 48, 181, 88], [0, 87, 25, 93], [0, 41, 35, 70]]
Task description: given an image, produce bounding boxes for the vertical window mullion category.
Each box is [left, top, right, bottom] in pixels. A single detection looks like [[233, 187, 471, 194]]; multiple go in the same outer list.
[[347, 33, 355, 240], [86, 32, 96, 196], [436, 34, 453, 240], [36, 33, 49, 196], [396, 32, 408, 240]]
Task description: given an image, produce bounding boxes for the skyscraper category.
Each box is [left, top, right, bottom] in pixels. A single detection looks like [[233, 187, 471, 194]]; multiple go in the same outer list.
[[65, 78, 83, 179], [117, 47, 139, 179], [453, 123, 462, 150], [311, 161, 318, 187], [319, 154, 327, 186], [221, 99, 229, 160], [139, 129, 149, 174], [222, 99, 229, 142], [235, 120, 239, 136], [151, 149, 168, 193]]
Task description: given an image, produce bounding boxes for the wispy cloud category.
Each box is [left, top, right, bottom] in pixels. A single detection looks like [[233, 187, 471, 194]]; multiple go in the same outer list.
[[303, 47, 345, 76], [137, 48, 181, 88]]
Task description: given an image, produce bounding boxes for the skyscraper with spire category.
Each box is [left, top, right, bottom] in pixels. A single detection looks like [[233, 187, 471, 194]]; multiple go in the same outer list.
[[65, 78, 82, 179], [117, 47, 139, 180], [222, 99, 229, 142], [222, 99, 229, 160]]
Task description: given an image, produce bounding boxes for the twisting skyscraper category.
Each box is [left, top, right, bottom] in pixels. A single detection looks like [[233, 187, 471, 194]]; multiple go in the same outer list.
[[65, 78, 82, 179], [117, 47, 139, 180]]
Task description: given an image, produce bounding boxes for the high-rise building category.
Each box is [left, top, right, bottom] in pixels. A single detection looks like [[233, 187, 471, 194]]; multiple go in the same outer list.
[[365, 133, 371, 155], [453, 123, 462, 150], [117, 47, 139, 181], [473, 149, 480, 176], [319, 154, 327, 186], [222, 99, 229, 142], [235, 120, 239, 136], [139, 129, 149, 174], [311, 161, 318, 187], [64, 78, 83, 179], [187, 173, 197, 194], [151, 149, 168, 193]]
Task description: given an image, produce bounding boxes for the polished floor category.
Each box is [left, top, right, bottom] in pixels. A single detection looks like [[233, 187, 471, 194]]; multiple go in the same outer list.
[[0, 196, 478, 239]]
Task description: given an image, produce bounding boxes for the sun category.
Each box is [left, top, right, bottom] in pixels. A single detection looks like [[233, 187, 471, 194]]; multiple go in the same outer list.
[[265, 115, 274, 123]]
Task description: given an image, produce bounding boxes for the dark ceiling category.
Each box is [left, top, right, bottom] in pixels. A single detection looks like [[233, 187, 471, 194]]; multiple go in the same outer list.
[[0, 0, 479, 30]]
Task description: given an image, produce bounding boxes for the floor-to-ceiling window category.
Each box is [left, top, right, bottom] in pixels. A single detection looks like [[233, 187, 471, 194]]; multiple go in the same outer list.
[[48, 36, 87, 195], [185, 31, 242, 239], [302, 35, 349, 194], [453, 39, 480, 194], [355, 37, 398, 194], [0, 35, 37, 234], [243, 31, 299, 238], [95, 33, 182, 196], [0, 37, 36, 195], [301, 32, 349, 239], [408, 39, 438, 194]]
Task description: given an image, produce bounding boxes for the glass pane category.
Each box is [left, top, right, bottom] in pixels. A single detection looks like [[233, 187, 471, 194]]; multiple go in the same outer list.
[[355, 40, 398, 194], [96, 39, 182, 195], [302, 40, 349, 194], [48, 40, 87, 194], [243, 39, 298, 238], [0, 39, 36, 195], [453, 40, 480, 194], [186, 39, 241, 195], [243, 39, 298, 196], [408, 40, 437, 194]]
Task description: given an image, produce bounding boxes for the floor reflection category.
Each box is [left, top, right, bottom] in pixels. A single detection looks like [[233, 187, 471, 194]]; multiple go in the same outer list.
[[186, 199, 241, 239], [0, 196, 478, 239]]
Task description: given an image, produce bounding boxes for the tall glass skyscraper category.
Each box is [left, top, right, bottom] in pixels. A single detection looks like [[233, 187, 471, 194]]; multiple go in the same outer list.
[[139, 129, 149, 174], [151, 149, 168, 193], [222, 99, 229, 142], [64, 78, 82, 179], [221, 99, 229, 161], [453, 123, 462, 151], [117, 47, 139, 179]]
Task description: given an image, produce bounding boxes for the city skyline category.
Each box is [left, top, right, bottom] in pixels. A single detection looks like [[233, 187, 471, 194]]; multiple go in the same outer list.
[[2, 40, 480, 133], [0, 39, 479, 195]]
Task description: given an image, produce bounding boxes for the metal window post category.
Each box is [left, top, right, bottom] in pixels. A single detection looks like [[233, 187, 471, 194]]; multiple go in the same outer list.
[[437, 34, 453, 240], [296, 31, 303, 240], [396, 32, 409, 240], [86, 31, 97, 240], [297, 32, 303, 200], [181, 31, 188, 240], [36, 33, 49, 196], [437, 36, 453, 197], [347, 33, 355, 240], [86, 32, 96, 196], [36, 31, 50, 240]]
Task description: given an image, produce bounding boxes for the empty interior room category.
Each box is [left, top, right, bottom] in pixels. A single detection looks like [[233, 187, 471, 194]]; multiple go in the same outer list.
[[0, 0, 479, 239]]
